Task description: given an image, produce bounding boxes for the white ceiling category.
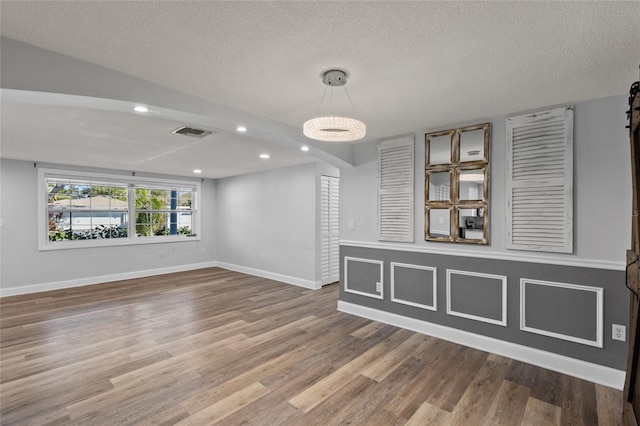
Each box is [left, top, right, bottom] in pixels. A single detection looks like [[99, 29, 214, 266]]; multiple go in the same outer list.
[[1, 1, 639, 178], [1, 102, 315, 178]]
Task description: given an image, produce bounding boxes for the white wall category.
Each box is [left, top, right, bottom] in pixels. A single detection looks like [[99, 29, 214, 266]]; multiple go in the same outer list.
[[0, 159, 217, 293], [215, 163, 320, 286], [0, 158, 340, 295], [341, 95, 631, 267]]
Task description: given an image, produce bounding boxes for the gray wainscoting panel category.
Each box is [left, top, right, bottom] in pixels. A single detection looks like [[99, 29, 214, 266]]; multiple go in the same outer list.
[[344, 256, 383, 299], [391, 262, 436, 310], [447, 270, 506, 326], [339, 244, 628, 370], [521, 279, 602, 347]]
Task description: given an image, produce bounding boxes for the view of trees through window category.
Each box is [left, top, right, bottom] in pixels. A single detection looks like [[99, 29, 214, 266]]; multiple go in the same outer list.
[[46, 177, 194, 243], [134, 188, 193, 237]]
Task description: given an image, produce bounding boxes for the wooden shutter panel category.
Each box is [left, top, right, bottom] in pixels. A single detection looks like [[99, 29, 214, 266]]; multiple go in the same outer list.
[[378, 135, 414, 242], [506, 106, 573, 253]]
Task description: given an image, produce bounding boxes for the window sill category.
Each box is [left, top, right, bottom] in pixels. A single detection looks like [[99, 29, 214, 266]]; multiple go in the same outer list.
[[38, 235, 201, 251]]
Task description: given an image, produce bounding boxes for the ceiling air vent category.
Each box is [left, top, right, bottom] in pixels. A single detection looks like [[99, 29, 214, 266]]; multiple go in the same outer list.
[[172, 126, 215, 138]]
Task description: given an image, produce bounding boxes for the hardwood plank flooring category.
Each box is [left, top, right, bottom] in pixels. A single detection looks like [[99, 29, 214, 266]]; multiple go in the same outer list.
[[0, 267, 623, 425]]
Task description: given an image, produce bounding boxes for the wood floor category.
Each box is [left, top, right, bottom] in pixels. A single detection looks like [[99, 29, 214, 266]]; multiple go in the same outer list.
[[0, 268, 622, 425]]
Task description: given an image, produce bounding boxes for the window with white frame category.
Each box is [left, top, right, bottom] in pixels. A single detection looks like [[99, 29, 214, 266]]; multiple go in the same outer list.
[[40, 168, 200, 250]]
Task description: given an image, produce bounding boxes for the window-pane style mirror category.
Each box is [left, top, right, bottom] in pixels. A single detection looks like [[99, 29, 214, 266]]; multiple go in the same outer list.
[[459, 128, 487, 162], [458, 168, 485, 201], [428, 133, 452, 165], [428, 171, 451, 201], [425, 123, 490, 244], [428, 208, 451, 239]]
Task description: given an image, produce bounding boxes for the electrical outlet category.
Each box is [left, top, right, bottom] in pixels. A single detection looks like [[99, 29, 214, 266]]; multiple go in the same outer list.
[[376, 282, 381, 293], [613, 324, 626, 341]]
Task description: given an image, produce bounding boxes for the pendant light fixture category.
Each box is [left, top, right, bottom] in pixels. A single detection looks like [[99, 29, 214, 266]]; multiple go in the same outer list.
[[303, 69, 366, 142]]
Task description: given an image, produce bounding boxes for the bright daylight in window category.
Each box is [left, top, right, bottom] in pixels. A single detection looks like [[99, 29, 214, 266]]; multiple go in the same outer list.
[[41, 169, 200, 249]]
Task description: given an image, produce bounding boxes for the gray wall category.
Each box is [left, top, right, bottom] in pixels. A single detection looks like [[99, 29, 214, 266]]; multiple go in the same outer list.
[[0, 159, 217, 291], [215, 162, 319, 282], [341, 95, 631, 265], [339, 94, 632, 370], [341, 245, 628, 369]]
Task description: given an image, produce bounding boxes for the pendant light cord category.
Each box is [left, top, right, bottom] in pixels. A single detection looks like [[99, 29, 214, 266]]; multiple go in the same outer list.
[[315, 85, 329, 116], [343, 85, 359, 119], [315, 78, 358, 118]]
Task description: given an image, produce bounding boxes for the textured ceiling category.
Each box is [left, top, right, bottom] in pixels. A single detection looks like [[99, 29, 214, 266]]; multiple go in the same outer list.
[[1, 1, 639, 177]]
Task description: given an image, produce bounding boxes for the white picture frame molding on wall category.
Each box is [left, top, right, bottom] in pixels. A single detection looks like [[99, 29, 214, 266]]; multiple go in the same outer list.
[[446, 269, 508, 327], [343, 256, 385, 300], [520, 278, 604, 348], [390, 262, 438, 311]]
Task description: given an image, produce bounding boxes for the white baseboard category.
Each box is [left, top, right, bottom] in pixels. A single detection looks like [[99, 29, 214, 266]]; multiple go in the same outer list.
[[216, 262, 321, 290], [0, 260, 322, 297], [0, 261, 219, 297], [337, 300, 626, 390]]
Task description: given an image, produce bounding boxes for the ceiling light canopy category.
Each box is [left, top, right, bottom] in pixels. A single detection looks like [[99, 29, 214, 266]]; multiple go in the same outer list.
[[303, 70, 366, 143]]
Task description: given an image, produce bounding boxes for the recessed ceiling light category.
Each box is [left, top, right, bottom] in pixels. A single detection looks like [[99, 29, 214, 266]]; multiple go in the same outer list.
[[259, 154, 270, 159], [193, 169, 202, 174], [134, 106, 149, 113], [301, 145, 310, 152], [237, 126, 247, 132]]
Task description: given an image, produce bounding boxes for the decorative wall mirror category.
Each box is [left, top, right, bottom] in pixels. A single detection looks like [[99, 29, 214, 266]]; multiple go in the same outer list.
[[425, 123, 490, 244]]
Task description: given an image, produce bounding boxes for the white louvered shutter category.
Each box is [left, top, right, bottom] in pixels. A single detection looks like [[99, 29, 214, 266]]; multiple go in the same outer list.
[[378, 136, 414, 242], [320, 175, 340, 285], [506, 106, 573, 253]]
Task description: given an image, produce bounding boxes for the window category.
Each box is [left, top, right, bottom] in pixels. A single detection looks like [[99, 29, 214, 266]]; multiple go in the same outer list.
[[40, 168, 200, 250], [425, 123, 490, 244], [134, 186, 194, 238]]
